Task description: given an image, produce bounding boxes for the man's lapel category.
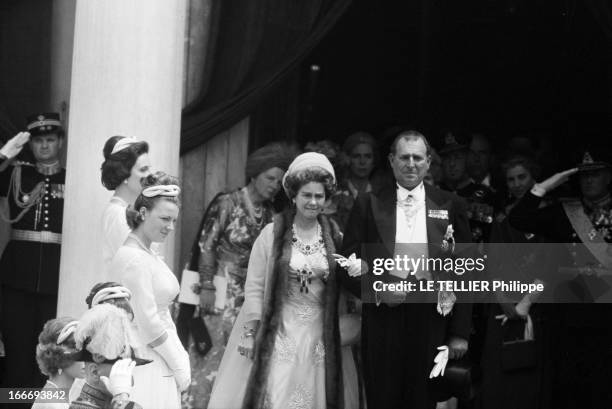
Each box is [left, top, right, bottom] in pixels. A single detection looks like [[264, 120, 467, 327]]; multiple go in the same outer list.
[[371, 184, 397, 256]]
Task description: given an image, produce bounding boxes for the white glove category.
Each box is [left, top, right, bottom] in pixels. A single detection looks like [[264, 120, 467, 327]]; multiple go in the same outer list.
[[0, 132, 30, 159], [429, 346, 449, 378], [100, 358, 136, 397], [333, 253, 368, 277], [532, 168, 578, 196], [153, 331, 191, 391]]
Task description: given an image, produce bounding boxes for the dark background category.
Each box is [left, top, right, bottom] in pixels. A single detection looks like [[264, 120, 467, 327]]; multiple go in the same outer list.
[[1, 0, 610, 168], [254, 0, 612, 168]]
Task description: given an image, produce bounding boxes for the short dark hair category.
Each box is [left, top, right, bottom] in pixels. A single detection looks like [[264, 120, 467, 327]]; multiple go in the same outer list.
[[126, 171, 180, 229], [284, 168, 336, 200], [85, 281, 134, 318], [101, 136, 149, 190], [389, 130, 432, 156], [501, 155, 540, 181], [36, 317, 79, 377]]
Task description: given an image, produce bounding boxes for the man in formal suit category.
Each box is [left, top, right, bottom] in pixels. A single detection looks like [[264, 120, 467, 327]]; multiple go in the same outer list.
[[508, 151, 612, 409], [339, 130, 474, 409]]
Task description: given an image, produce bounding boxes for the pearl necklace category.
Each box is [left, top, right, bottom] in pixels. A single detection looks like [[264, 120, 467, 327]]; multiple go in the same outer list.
[[129, 233, 153, 255]]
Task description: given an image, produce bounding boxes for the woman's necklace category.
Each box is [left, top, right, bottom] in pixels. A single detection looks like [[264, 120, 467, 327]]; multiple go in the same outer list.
[[46, 380, 59, 388], [129, 233, 153, 254], [292, 223, 323, 255], [243, 187, 264, 227], [292, 223, 324, 293]]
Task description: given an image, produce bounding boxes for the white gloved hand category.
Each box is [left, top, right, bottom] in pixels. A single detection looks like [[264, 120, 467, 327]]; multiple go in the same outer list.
[[0, 132, 30, 159], [533, 168, 578, 196], [100, 358, 136, 397], [429, 346, 449, 378], [333, 253, 368, 277], [153, 331, 191, 391]]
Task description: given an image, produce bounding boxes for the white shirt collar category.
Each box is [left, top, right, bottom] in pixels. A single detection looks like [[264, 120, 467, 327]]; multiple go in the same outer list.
[[396, 181, 425, 202]]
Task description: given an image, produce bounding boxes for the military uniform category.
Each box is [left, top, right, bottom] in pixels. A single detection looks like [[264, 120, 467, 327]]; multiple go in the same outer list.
[[438, 132, 496, 244], [508, 152, 612, 409], [0, 113, 65, 388], [441, 180, 496, 243]]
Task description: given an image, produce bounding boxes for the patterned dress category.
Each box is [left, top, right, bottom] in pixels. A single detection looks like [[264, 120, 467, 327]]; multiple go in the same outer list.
[[185, 187, 274, 409]]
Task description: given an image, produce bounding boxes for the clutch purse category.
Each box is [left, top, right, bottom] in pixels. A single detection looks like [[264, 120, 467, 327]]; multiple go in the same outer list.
[[190, 308, 213, 357], [500, 317, 537, 371], [501, 339, 536, 371]]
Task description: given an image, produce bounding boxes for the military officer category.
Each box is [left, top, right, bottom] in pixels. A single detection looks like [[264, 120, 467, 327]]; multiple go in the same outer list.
[[439, 132, 496, 244], [509, 151, 612, 409], [0, 113, 66, 388]]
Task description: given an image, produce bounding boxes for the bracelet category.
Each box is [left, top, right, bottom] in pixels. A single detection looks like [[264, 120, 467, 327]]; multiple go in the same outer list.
[[242, 327, 256, 339]]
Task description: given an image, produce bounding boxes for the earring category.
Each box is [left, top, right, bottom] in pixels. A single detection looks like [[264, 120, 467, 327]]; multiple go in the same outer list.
[[58, 368, 62, 375], [123, 179, 128, 184]]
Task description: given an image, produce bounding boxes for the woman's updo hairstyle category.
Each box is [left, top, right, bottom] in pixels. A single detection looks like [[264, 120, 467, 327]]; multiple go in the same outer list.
[[101, 136, 149, 190], [85, 281, 134, 318], [283, 167, 336, 200], [126, 171, 180, 229], [35, 317, 80, 377]]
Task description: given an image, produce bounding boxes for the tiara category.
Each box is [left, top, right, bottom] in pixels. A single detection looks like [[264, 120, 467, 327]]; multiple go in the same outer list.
[[92, 286, 132, 306], [110, 137, 139, 155], [57, 321, 79, 345], [142, 185, 181, 198]]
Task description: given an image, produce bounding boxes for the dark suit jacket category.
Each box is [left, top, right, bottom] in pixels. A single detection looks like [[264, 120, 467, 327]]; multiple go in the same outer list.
[[339, 182, 473, 408]]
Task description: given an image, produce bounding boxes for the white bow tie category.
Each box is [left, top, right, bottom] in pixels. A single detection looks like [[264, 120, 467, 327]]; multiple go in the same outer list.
[[398, 195, 423, 222]]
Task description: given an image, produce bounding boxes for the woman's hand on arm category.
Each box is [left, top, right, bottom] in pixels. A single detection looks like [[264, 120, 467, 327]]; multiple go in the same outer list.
[[237, 320, 259, 360]]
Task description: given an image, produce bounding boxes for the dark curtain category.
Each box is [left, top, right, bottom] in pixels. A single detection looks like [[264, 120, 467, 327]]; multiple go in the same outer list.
[[180, 0, 352, 153], [585, 0, 612, 41]]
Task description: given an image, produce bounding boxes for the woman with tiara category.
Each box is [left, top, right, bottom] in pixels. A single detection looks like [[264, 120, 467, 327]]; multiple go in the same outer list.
[[32, 318, 84, 409], [100, 136, 150, 276]]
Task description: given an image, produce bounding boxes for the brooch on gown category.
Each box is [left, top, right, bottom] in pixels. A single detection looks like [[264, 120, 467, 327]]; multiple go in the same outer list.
[[297, 264, 313, 293]]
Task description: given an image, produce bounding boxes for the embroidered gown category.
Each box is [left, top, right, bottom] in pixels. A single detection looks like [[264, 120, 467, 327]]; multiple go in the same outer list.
[[262, 236, 329, 408]]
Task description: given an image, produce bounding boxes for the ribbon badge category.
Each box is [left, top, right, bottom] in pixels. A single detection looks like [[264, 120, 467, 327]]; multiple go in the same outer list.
[[428, 209, 449, 220]]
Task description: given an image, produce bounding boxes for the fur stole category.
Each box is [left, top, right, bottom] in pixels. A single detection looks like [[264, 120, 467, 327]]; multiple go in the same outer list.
[[243, 209, 344, 409]]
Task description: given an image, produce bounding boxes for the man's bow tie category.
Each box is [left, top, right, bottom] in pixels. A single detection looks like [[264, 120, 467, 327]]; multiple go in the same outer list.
[[398, 195, 417, 207]]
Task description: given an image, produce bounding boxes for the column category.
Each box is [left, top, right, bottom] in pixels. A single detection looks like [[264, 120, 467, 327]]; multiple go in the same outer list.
[[57, 0, 187, 317]]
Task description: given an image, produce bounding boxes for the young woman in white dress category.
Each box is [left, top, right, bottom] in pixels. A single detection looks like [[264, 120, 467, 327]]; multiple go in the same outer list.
[[100, 136, 151, 277], [109, 172, 190, 409]]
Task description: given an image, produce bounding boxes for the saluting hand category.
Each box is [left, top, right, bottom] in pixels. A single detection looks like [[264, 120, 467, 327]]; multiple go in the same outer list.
[[0, 131, 30, 160], [535, 168, 579, 195]]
